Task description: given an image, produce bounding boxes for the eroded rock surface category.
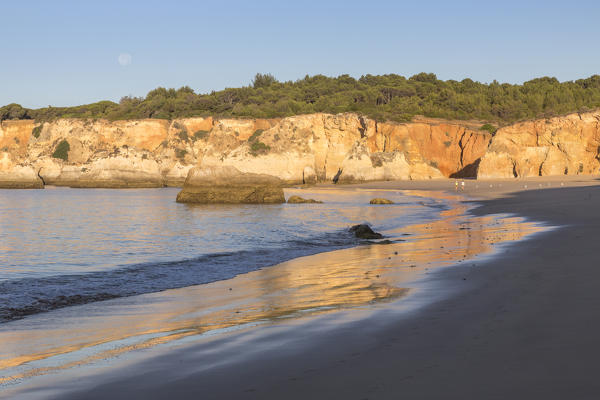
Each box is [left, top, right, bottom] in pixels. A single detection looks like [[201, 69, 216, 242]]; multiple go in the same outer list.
[[4, 110, 600, 188], [0, 114, 492, 188], [287, 195, 322, 204], [176, 165, 285, 204], [350, 224, 383, 239], [478, 111, 600, 178], [370, 198, 394, 204]]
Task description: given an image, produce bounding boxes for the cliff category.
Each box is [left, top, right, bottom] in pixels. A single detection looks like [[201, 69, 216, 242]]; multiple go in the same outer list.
[[478, 111, 600, 178], [4, 110, 598, 189], [1, 118, 208, 188], [0, 113, 491, 188]]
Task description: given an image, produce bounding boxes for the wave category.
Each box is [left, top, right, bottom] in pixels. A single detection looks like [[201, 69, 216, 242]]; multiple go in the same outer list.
[[0, 230, 361, 322]]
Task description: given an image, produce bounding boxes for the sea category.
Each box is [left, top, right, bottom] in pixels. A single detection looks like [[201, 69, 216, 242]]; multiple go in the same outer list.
[[0, 185, 547, 391], [0, 186, 444, 323]]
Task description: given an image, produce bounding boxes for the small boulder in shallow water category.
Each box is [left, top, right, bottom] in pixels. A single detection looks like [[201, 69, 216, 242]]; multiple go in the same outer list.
[[370, 198, 394, 205], [350, 224, 383, 239], [287, 195, 323, 204]]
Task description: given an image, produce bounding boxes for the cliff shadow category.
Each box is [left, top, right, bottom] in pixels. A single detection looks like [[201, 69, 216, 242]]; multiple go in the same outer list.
[[449, 158, 481, 179]]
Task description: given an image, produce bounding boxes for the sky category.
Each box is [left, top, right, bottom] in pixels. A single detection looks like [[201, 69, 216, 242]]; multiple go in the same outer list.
[[2, 0, 599, 108]]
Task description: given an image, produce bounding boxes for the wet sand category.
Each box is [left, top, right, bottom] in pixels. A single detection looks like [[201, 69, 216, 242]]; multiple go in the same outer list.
[[6, 176, 600, 399]]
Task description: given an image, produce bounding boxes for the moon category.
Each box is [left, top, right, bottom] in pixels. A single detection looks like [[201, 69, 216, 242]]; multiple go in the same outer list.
[[118, 53, 132, 66]]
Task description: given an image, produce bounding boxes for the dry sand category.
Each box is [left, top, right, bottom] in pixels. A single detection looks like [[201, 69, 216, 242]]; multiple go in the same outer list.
[[11, 176, 600, 399]]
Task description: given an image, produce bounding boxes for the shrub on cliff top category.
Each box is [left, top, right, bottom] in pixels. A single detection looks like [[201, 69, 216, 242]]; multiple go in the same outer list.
[[52, 139, 70, 161], [0, 103, 31, 120], [479, 123, 498, 134]]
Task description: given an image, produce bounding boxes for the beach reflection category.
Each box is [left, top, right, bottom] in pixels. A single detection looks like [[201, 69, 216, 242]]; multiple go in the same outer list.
[[0, 189, 544, 386]]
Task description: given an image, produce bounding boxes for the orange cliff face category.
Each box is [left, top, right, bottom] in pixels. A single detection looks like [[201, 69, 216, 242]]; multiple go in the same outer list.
[[0, 120, 43, 188], [478, 111, 600, 178], [0, 120, 34, 157], [371, 121, 490, 178], [202, 113, 491, 183], [2, 110, 599, 188], [0, 113, 493, 188]]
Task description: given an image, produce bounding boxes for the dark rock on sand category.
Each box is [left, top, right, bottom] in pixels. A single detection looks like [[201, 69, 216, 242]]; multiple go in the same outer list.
[[176, 165, 285, 204], [350, 224, 383, 239], [370, 198, 394, 204], [287, 195, 323, 204]]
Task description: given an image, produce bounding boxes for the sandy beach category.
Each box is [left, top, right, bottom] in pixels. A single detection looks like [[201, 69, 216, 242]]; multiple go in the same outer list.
[[5, 176, 600, 399]]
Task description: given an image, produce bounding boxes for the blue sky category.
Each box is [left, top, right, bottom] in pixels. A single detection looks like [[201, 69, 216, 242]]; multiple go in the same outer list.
[[2, 0, 599, 108]]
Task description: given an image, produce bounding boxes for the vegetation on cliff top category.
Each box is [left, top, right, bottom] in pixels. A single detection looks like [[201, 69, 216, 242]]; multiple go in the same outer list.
[[479, 123, 498, 134], [2, 73, 600, 124]]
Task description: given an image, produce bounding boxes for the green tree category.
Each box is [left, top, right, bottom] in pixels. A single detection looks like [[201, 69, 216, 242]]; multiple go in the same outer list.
[[252, 73, 278, 88], [3, 73, 600, 125]]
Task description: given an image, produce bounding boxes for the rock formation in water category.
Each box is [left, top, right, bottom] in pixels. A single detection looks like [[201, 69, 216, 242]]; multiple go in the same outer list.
[[370, 198, 395, 204], [175, 165, 285, 204], [350, 224, 383, 239], [2, 110, 599, 188], [287, 195, 323, 204]]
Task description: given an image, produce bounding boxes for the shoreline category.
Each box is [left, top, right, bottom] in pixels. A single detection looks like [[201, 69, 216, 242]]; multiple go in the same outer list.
[[1, 185, 535, 390], [0, 185, 446, 324], [3, 176, 600, 399]]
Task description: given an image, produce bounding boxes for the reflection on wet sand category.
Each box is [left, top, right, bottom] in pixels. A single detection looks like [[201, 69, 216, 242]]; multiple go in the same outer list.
[[0, 189, 544, 386]]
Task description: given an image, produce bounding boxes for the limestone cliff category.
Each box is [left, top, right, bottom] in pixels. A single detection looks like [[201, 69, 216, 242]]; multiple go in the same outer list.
[[0, 113, 491, 188], [3, 110, 598, 189], [196, 113, 490, 183], [1, 118, 201, 188], [478, 111, 600, 178]]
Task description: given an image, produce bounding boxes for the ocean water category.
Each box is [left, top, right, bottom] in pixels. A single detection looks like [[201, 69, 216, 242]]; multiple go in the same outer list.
[[0, 186, 549, 390], [0, 187, 444, 323]]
